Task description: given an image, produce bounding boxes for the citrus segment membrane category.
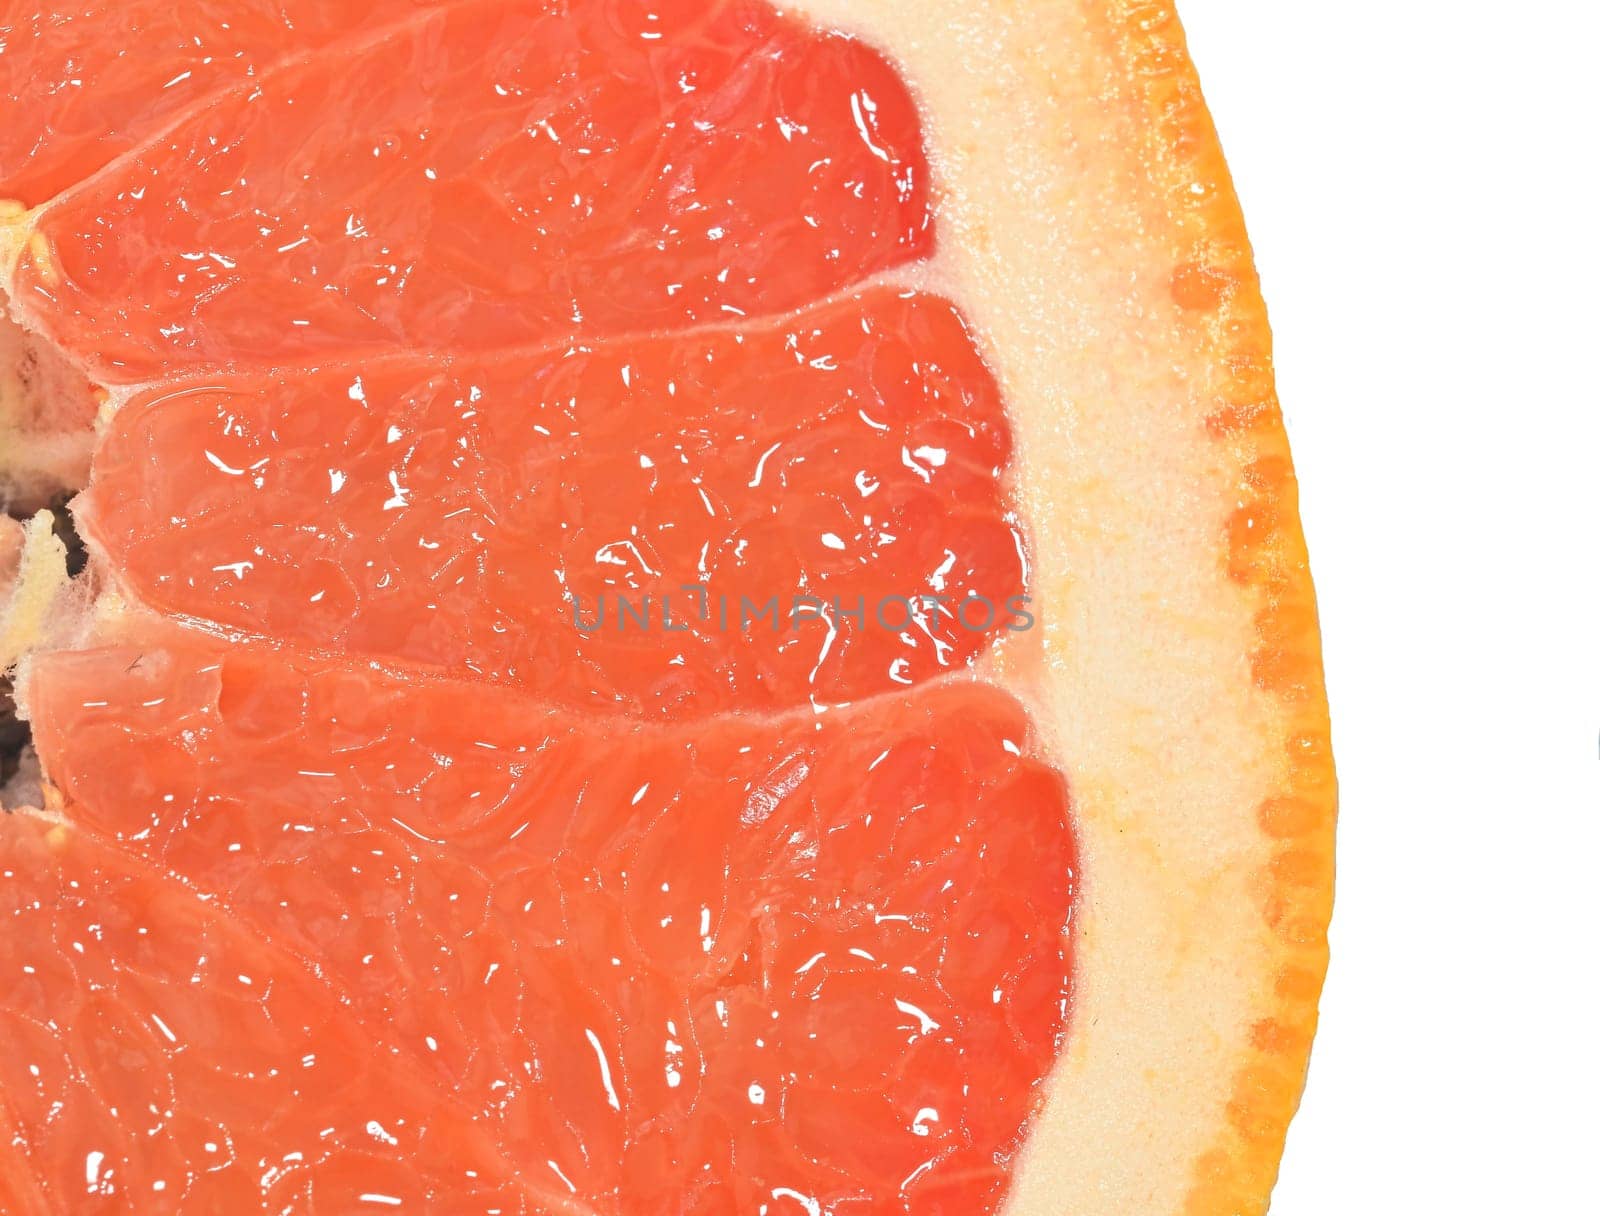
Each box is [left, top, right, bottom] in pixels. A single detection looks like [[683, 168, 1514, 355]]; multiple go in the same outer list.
[[9, 0, 932, 383], [82, 289, 1023, 716], [15, 639, 1075, 1212]]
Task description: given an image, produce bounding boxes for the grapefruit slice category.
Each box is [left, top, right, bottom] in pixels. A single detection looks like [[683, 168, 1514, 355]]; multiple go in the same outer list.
[[0, 2, 1334, 1215]]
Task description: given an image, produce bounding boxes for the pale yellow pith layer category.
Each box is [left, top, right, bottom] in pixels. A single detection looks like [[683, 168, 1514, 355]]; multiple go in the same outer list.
[[784, 1, 1334, 1213], [0, 513, 67, 674]]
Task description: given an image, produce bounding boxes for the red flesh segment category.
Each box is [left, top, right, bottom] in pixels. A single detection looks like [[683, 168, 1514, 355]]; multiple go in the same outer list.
[[0, 816, 536, 1214], [11, 0, 932, 383], [13, 640, 1075, 1212], [83, 290, 1023, 715], [0, 1, 447, 208], [3, 0, 1080, 1210]]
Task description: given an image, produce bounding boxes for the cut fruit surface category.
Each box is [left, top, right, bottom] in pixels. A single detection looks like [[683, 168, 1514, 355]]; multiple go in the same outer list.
[[0, 812, 536, 1215], [82, 288, 1021, 715], [0, 1, 1334, 1214], [14, 640, 1071, 1212], [0, 0, 447, 208], [9, 0, 931, 382]]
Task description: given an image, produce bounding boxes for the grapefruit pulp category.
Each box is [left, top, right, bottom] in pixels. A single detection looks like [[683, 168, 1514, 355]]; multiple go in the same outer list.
[[0, 1, 1335, 1214]]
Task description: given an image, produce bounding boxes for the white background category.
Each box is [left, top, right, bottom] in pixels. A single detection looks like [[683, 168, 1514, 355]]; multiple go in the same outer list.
[[1179, 2, 1599, 1210]]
